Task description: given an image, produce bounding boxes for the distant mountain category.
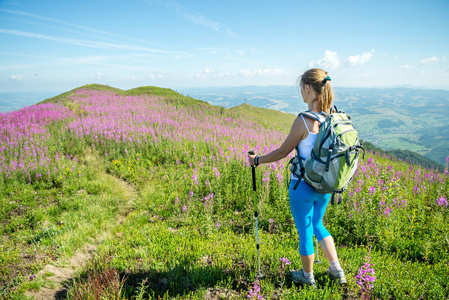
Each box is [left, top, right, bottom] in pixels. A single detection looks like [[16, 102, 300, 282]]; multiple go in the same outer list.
[[182, 86, 449, 166]]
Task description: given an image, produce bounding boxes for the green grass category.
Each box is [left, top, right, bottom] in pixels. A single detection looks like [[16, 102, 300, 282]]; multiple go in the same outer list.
[[0, 147, 134, 297], [1, 85, 448, 299], [230, 103, 295, 133], [39, 84, 123, 106]]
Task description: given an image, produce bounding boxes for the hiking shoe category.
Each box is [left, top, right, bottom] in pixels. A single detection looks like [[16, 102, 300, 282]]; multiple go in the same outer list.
[[290, 269, 316, 287], [326, 268, 347, 284]]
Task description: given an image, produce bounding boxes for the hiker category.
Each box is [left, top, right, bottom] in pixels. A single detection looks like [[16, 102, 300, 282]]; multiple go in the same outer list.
[[248, 68, 346, 287]]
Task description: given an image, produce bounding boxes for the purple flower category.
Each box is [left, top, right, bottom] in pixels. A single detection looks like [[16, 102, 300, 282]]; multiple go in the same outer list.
[[356, 247, 375, 292], [203, 193, 214, 201], [182, 205, 187, 212], [383, 207, 391, 217], [213, 167, 221, 178], [269, 219, 274, 224], [188, 190, 194, 197], [215, 222, 221, 228], [192, 174, 198, 184], [247, 281, 262, 299], [413, 185, 420, 193], [368, 186, 376, 195], [279, 257, 291, 265], [276, 173, 283, 184], [262, 171, 270, 182], [436, 197, 448, 208]]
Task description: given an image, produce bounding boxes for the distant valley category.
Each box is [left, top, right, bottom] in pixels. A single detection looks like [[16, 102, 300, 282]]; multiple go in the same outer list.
[[183, 86, 449, 166]]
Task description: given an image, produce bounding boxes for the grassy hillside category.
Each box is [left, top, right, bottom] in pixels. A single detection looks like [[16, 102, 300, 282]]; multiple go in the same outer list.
[[39, 84, 124, 105], [230, 103, 296, 133], [1, 85, 448, 299]]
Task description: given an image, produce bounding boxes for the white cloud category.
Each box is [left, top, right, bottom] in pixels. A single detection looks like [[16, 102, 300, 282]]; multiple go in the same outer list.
[[95, 72, 108, 80], [420, 56, 447, 65], [227, 28, 237, 38], [193, 68, 223, 79], [0, 29, 186, 55], [0, 8, 157, 46], [315, 50, 340, 69], [148, 70, 166, 79], [345, 51, 373, 67], [10, 74, 24, 81], [195, 47, 247, 56], [146, 1, 236, 38], [238, 68, 289, 77], [150, 1, 221, 31]]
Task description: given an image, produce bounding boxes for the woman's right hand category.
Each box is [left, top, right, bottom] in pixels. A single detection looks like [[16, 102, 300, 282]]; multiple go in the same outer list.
[[248, 153, 257, 166]]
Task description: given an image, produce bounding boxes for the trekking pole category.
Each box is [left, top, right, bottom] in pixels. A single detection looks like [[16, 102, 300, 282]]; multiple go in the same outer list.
[[248, 151, 263, 278], [315, 237, 321, 264]]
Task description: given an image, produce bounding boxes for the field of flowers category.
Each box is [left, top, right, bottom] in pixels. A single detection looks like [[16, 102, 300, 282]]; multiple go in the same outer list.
[[0, 85, 448, 299]]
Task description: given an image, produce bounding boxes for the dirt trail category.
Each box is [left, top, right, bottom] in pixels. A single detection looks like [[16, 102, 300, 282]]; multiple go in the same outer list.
[[26, 169, 136, 300]]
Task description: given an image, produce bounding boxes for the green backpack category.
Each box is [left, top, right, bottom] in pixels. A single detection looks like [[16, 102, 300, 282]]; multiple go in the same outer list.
[[289, 106, 365, 204]]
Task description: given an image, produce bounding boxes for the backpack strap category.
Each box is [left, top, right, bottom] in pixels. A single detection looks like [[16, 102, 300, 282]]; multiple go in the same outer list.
[[331, 105, 343, 114], [357, 145, 366, 159], [331, 192, 343, 205], [293, 158, 305, 190], [299, 111, 324, 124], [292, 145, 306, 190]]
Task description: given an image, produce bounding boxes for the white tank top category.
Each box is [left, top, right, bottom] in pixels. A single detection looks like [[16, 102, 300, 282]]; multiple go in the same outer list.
[[291, 114, 324, 180]]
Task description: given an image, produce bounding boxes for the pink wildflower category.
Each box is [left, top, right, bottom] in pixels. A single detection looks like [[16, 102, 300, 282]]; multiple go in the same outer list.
[[436, 197, 448, 208], [356, 247, 375, 298]]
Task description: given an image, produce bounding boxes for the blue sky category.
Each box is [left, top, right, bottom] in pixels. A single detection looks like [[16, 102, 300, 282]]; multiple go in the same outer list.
[[1, 0, 448, 93]]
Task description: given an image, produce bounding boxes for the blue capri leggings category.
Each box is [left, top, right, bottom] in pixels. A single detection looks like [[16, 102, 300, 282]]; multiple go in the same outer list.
[[289, 179, 331, 256]]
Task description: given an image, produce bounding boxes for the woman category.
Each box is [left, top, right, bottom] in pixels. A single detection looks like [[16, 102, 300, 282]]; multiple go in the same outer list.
[[248, 68, 346, 287]]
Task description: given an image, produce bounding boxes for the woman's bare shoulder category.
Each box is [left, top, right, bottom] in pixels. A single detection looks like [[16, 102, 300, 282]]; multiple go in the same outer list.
[[289, 115, 308, 138]]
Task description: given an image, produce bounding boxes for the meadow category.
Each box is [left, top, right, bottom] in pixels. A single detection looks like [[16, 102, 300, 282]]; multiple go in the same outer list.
[[0, 85, 448, 299]]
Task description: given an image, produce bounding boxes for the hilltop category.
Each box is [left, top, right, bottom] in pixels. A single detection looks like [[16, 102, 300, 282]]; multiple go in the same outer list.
[[1, 85, 448, 299]]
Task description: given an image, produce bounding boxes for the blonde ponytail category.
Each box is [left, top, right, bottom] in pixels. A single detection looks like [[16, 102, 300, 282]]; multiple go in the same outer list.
[[297, 68, 334, 113]]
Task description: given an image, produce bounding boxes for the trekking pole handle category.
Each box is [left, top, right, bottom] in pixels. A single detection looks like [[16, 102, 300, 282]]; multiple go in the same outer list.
[[248, 151, 256, 191]]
